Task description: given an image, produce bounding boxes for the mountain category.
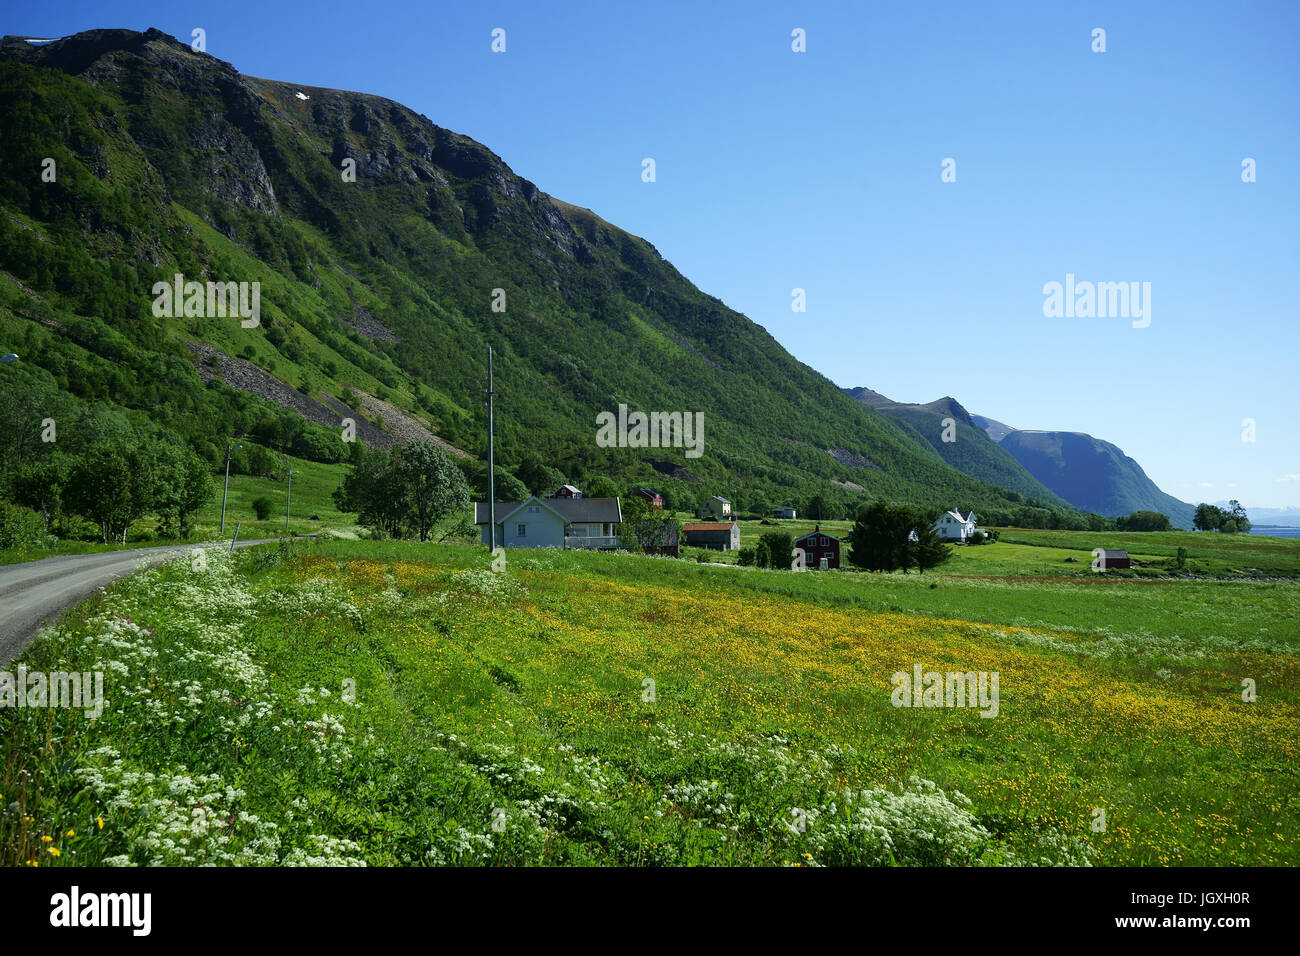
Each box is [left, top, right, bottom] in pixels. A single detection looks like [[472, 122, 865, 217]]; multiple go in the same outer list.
[[1231, 505, 1300, 528], [970, 414, 1015, 443], [0, 28, 1051, 517], [844, 388, 1075, 510], [996, 430, 1196, 529]]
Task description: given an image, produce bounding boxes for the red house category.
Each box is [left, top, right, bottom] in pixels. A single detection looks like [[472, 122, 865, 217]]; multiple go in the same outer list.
[[551, 484, 582, 499], [634, 488, 664, 509], [795, 525, 841, 570]]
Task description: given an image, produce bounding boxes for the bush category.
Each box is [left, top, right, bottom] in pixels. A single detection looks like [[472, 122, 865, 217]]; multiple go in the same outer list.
[[0, 502, 52, 550], [251, 496, 274, 521], [970, 531, 986, 545], [737, 547, 757, 567]]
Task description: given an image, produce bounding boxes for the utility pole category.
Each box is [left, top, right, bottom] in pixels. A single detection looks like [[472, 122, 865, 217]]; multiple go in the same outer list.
[[221, 443, 242, 534], [486, 345, 495, 552], [286, 467, 299, 531]]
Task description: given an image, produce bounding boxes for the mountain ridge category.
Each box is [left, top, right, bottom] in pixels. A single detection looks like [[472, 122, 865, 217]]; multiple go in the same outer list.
[[0, 27, 1068, 520]]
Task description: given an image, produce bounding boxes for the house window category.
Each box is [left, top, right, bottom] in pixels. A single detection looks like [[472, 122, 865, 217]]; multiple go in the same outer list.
[[517, 523, 526, 537], [528, 505, 540, 513]]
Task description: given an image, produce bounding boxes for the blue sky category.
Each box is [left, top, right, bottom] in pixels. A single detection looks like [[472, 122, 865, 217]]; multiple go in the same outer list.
[[8, 1, 1299, 508]]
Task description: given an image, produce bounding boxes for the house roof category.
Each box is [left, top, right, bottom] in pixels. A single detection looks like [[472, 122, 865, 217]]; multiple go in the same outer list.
[[796, 529, 840, 544], [709, 495, 731, 503], [637, 488, 661, 497], [475, 496, 621, 525], [683, 522, 737, 532], [1100, 549, 1130, 558]]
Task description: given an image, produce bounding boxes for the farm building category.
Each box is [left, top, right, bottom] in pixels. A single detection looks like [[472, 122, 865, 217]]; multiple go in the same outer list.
[[474, 495, 621, 550], [772, 506, 797, 519], [934, 509, 979, 541], [551, 484, 583, 499], [635, 488, 664, 508], [795, 525, 841, 570], [1097, 549, 1131, 570], [682, 521, 741, 551], [699, 495, 731, 519]]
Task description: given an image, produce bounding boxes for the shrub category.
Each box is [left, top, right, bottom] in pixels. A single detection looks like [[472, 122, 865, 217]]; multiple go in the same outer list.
[[251, 496, 274, 521], [0, 502, 51, 550]]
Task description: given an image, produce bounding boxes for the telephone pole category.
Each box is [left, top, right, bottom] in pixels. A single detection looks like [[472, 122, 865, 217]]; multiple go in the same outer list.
[[486, 345, 496, 552]]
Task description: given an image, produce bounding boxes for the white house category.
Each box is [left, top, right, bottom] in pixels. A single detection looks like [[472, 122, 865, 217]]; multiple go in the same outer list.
[[933, 509, 978, 541], [702, 495, 731, 518], [474, 495, 622, 550]]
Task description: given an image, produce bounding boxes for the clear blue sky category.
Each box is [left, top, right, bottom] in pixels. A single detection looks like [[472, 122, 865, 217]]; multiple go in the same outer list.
[[9, 1, 1299, 508]]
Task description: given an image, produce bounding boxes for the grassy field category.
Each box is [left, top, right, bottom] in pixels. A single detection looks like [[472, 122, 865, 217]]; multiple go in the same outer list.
[[193, 455, 353, 539], [3, 538, 1295, 867]]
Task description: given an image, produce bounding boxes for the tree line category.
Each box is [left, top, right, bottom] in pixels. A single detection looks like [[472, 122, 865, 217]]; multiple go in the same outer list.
[[1193, 501, 1252, 534]]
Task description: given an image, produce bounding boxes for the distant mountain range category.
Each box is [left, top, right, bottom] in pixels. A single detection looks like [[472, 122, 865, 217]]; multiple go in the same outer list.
[[1228, 505, 1300, 527], [847, 388, 1196, 529], [843, 388, 1073, 510]]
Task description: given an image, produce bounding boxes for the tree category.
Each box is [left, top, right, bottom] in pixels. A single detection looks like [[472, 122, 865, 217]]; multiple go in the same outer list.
[[754, 538, 772, 569], [514, 452, 565, 496], [398, 442, 471, 542], [251, 496, 274, 521], [177, 449, 214, 536], [1115, 510, 1172, 532], [1226, 500, 1251, 533], [849, 501, 911, 572], [9, 451, 69, 533], [617, 496, 680, 553], [335, 446, 410, 538], [1193, 503, 1224, 532], [760, 530, 795, 570], [908, 518, 953, 574], [585, 475, 620, 499], [67, 442, 135, 543]]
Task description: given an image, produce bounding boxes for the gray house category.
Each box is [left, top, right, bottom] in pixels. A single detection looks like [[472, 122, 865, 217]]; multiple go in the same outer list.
[[474, 495, 622, 550]]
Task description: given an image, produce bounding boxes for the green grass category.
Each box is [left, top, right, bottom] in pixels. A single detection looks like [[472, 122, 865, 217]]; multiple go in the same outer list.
[[194, 454, 352, 539], [3, 539, 1295, 867]]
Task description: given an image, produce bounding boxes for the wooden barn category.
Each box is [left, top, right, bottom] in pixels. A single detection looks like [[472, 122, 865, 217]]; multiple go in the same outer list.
[[682, 521, 740, 551], [1098, 549, 1131, 570], [551, 484, 582, 499], [796, 525, 841, 570]]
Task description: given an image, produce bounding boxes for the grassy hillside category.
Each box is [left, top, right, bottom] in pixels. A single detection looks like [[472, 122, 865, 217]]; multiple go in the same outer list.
[[3, 539, 1295, 866], [0, 28, 1061, 521]]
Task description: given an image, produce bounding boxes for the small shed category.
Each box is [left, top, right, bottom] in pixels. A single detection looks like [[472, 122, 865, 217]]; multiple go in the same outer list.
[[1098, 549, 1131, 569], [772, 506, 797, 519]]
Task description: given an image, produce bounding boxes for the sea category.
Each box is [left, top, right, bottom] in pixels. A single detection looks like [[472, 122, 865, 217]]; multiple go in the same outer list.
[[1248, 527, 1300, 537]]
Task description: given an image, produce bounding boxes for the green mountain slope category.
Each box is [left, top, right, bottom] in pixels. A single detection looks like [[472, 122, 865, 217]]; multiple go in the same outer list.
[[0, 27, 1056, 518], [995, 430, 1196, 529], [844, 387, 1075, 510]]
